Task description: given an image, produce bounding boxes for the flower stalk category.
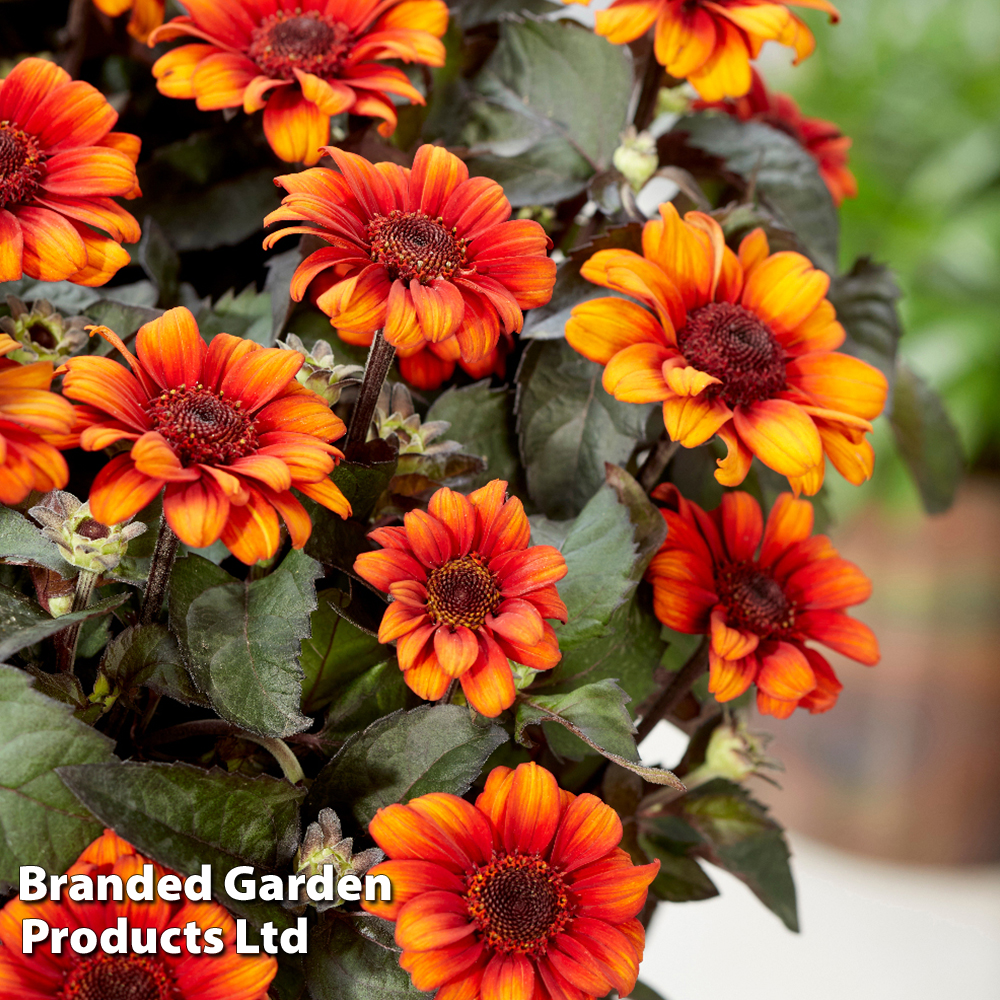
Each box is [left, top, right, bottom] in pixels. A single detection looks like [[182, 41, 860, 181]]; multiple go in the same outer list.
[[139, 515, 179, 626], [345, 330, 396, 454], [635, 637, 710, 744], [55, 569, 99, 673]]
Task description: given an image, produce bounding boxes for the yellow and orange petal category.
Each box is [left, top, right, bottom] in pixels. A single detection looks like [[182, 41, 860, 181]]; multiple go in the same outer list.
[[0, 829, 276, 1000], [149, 0, 448, 164], [567, 0, 839, 101], [59, 306, 351, 564], [363, 763, 658, 999], [0, 337, 74, 504], [354, 480, 568, 716], [566, 203, 886, 495], [646, 484, 878, 718], [0, 57, 141, 286], [695, 69, 856, 205], [91, 0, 165, 42], [266, 144, 556, 367]]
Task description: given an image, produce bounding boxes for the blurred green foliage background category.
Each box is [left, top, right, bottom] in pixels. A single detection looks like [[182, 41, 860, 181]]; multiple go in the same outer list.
[[769, 0, 1000, 508]]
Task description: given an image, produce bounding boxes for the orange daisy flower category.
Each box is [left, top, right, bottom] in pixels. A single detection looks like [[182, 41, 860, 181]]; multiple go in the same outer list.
[[265, 144, 556, 367], [91, 0, 165, 43], [148, 0, 448, 165], [0, 57, 141, 286], [0, 333, 74, 505], [695, 69, 857, 205], [566, 205, 888, 495], [562, 0, 838, 101], [354, 480, 568, 717], [59, 307, 351, 565], [363, 761, 660, 999], [647, 484, 879, 718], [0, 828, 276, 1000]]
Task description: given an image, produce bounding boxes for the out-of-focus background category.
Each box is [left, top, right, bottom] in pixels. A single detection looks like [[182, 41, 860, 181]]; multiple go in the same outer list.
[[565, 0, 1000, 997]]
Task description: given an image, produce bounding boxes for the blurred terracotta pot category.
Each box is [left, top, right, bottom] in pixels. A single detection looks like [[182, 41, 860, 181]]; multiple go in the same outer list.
[[755, 477, 1000, 864]]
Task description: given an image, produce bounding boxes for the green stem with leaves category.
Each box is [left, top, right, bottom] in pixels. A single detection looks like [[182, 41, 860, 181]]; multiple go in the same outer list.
[[345, 329, 395, 453], [635, 637, 710, 744]]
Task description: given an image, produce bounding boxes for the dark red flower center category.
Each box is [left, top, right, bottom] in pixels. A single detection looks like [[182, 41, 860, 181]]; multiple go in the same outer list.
[[677, 302, 787, 408], [716, 562, 794, 637], [247, 11, 352, 81], [61, 953, 175, 1000], [77, 518, 111, 540], [426, 553, 501, 630], [147, 382, 258, 467], [466, 853, 574, 956], [0, 122, 45, 210], [367, 210, 469, 284]]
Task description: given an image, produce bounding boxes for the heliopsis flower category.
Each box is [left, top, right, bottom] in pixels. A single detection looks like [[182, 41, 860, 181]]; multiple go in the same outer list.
[[566, 205, 888, 494], [647, 484, 879, 718], [0, 57, 141, 286], [354, 480, 568, 716], [695, 69, 857, 205], [59, 307, 351, 564], [148, 0, 448, 164], [0, 333, 74, 505], [363, 761, 659, 999], [0, 828, 276, 1000], [562, 0, 838, 101], [265, 144, 556, 366], [91, 0, 164, 43]]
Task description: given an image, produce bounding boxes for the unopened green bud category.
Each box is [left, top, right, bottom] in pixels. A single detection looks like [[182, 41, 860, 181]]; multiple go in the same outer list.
[[292, 808, 383, 912], [0, 296, 88, 364], [278, 333, 364, 404], [373, 382, 462, 457], [613, 127, 659, 192], [29, 491, 146, 575], [684, 717, 782, 788], [655, 86, 692, 118]]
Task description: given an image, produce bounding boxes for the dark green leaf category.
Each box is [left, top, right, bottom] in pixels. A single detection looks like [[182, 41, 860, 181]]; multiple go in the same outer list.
[[1, 277, 101, 313], [426, 380, 520, 491], [305, 916, 421, 1000], [59, 761, 303, 926], [827, 257, 904, 381], [301, 590, 391, 713], [458, 0, 559, 28], [0, 587, 128, 661], [679, 116, 839, 273], [85, 299, 162, 339], [100, 624, 206, 706], [0, 665, 115, 881], [517, 339, 650, 518], [639, 834, 719, 902], [331, 443, 400, 521], [464, 19, 632, 206], [137, 216, 180, 305], [0, 505, 72, 574], [625, 983, 671, 1000], [889, 361, 963, 514], [322, 660, 409, 742], [305, 705, 507, 829], [265, 246, 302, 339], [167, 552, 234, 652], [180, 549, 320, 737], [681, 778, 798, 931], [521, 224, 643, 340], [196, 285, 272, 345]]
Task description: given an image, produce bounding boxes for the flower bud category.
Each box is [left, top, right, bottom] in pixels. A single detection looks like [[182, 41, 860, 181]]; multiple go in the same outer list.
[[277, 333, 364, 404], [612, 127, 659, 192], [0, 295, 88, 364], [292, 808, 383, 912], [28, 491, 147, 575], [684, 717, 782, 788], [374, 382, 461, 457]]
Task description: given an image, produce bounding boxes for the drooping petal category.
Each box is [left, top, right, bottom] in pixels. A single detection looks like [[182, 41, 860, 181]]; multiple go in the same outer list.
[[756, 641, 817, 701]]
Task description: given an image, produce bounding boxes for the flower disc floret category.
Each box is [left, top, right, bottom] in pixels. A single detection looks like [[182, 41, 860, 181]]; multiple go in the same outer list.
[[353, 479, 568, 717], [646, 485, 880, 718], [566, 203, 888, 495], [363, 762, 660, 998], [59, 307, 352, 565], [0, 58, 142, 286], [62, 953, 173, 1000], [266, 144, 556, 367], [247, 11, 351, 80]]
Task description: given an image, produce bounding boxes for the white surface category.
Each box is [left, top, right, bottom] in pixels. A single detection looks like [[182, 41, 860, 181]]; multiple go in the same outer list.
[[637, 722, 1000, 1000]]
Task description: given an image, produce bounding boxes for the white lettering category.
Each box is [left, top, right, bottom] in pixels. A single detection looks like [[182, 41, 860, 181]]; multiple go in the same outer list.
[[235, 919, 259, 954], [225, 866, 256, 901], [19, 867, 47, 901], [337, 874, 362, 901], [21, 919, 49, 953]]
